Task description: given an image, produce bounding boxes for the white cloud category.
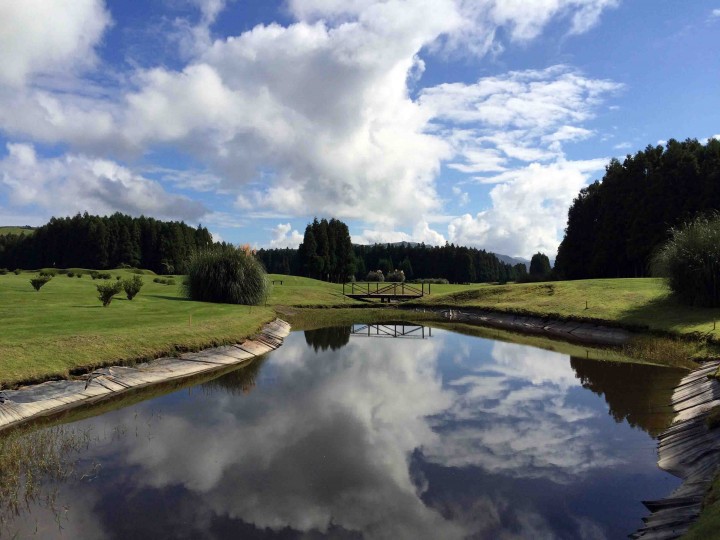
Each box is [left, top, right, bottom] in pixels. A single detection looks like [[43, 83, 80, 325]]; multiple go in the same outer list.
[[0, 0, 622, 248], [712, 8, 720, 19], [0, 143, 206, 221], [447, 158, 608, 257], [269, 223, 304, 248], [0, 0, 111, 87], [356, 220, 446, 245]]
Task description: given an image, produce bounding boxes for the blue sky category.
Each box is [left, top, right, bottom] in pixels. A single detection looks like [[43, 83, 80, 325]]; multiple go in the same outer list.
[[0, 1, 718, 258]]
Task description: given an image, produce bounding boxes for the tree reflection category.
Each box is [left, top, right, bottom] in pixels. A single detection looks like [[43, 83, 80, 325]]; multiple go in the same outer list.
[[203, 357, 268, 396], [569, 357, 683, 437], [304, 326, 352, 352]]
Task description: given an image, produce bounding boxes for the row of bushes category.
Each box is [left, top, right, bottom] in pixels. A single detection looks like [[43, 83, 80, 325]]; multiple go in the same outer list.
[[153, 277, 176, 285], [365, 269, 406, 282]]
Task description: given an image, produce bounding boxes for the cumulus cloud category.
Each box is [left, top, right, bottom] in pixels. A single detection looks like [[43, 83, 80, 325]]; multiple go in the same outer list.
[[447, 158, 608, 256], [269, 223, 304, 248], [0, 143, 206, 221], [0, 0, 111, 87], [0, 0, 622, 249]]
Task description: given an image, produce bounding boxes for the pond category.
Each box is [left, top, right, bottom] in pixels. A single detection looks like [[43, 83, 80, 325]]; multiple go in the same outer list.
[[0, 324, 685, 539]]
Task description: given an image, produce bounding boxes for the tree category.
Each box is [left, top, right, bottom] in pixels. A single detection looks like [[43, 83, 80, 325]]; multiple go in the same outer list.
[[529, 253, 551, 279]]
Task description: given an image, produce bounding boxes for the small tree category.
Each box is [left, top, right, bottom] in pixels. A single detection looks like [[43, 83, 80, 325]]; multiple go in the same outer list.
[[529, 253, 552, 279], [97, 280, 123, 307], [30, 275, 52, 291], [123, 275, 144, 300], [386, 269, 405, 282], [366, 270, 384, 282]]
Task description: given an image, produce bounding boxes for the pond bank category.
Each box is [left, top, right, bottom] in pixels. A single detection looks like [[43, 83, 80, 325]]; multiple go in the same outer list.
[[0, 319, 291, 432], [632, 359, 720, 539]]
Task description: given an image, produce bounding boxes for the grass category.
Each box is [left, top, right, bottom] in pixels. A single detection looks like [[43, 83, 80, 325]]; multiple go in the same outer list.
[[0, 269, 276, 387], [409, 278, 720, 341], [0, 226, 35, 236]]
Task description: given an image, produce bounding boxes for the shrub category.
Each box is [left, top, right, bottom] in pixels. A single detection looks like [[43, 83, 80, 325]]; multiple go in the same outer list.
[[651, 213, 720, 307], [0, 268, 8, 275], [116, 275, 122, 280], [76, 273, 82, 278], [39, 270, 57, 277], [13, 269, 21, 275], [67, 271, 75, 278], [97, 280, 123, 307], [166, 278, 176, 286], [90, 271, 99, 280], [30, 275, 52, 291], [153, 277, 162, 283], [386, 269, 405, 282], [183, 245, 269, 304], [410, 278, 449, 284], [122, 275, 144, 300], [366, 270, 384, 282]]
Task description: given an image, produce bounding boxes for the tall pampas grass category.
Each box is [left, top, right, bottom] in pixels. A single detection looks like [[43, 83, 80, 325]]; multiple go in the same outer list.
[[183, 244, 270, 305]]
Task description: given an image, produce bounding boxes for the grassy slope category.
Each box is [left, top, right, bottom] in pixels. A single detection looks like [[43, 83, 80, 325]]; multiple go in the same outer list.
[[411, 278, 720, 340], [0, 270, 276, 386], [0, 226, 35, 236]]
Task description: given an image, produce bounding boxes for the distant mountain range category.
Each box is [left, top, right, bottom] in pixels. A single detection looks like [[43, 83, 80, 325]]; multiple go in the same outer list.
[[493, 253, 530, 269]]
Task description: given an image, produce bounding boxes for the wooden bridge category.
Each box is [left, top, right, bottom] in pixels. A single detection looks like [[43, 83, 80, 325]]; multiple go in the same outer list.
[[350, 324, 432, 339], [342, 281, 429, 302]]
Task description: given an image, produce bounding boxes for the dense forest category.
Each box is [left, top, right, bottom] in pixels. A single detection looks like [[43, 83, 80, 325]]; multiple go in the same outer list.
[[0, 212, 212, 274], [555, 138, 720, 279], [258, 220, 527, 283]]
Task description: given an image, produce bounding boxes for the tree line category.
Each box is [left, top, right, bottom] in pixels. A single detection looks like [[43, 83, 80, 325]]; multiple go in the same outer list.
[[556, 138, 720, 279], [257, 220, 528, 283], [0, 212, 213, 274]]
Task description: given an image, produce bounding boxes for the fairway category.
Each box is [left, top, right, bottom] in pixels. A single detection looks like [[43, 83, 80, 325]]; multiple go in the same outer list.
[[412, 278, 720, 340]]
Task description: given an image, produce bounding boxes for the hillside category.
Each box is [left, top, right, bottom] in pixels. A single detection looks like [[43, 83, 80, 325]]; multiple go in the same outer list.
[[0, 226, 35, 236]]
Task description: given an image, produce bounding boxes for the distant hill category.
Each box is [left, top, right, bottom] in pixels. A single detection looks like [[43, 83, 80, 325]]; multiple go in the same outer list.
[[0, 226, 36, 236], [494, 253, 530, 269]]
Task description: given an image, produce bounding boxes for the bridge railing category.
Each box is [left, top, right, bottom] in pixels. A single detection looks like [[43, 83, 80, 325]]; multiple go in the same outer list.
[[342, 282, 429, 296]]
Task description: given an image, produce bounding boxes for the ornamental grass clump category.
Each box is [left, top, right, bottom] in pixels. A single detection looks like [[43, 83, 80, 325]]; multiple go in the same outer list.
[[651, 213, 720, 307], [97, 280, 123, 307], [183, 244, 269, 305]]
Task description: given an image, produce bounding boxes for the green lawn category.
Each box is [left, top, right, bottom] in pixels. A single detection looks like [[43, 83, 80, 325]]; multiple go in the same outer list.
[[0, 226, 35, 236], [411, 278, 720, 340], [0, 270, 275, 386]]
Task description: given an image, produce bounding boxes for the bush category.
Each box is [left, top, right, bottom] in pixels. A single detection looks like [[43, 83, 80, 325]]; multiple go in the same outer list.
[[409, 278, 449, 284], [90, 271, 99, 280], [651, 213, 720, 307], [366, 270, 384, 282], [386, 269, 405, 282], [97, 280, 123, 307], [166, 278, 176, 286], [0, 268, 8, 275], [39, 270, 57, 277], [122, 275, 144, 300], [67, 271, 75, 278], [13, 269, 21, 275], [183, 245, 269, 304], [30, 275, 52, 291], [116, 275, 122, 280], [76, 273, 82, 278]]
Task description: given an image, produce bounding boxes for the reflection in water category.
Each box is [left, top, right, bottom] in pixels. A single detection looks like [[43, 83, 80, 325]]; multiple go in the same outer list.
[[0, 329, 684, 539], [570, 357, 682, 437], [304, 326, 351, 352]]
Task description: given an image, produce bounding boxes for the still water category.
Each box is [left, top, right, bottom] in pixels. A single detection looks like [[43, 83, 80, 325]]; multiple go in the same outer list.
[[1, 325, 685, 539]]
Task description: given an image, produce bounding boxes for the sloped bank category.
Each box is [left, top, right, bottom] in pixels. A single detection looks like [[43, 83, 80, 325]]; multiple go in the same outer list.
[[632, 360, 720, 539], [431, 307, 632, 346], [0, 319, 291, 432]]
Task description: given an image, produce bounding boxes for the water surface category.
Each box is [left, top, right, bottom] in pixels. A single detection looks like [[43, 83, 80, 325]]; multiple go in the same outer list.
[[1, 325, 684, 539]]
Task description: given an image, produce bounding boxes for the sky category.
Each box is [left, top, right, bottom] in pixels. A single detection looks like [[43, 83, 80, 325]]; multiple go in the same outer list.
[[0, 1, 718, 258]]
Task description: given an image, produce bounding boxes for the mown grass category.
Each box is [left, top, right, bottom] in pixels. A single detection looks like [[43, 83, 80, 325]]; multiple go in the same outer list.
[[0, 226, 35, 236], [410, 278, 720, 340], [0, 269, 277, 386]]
